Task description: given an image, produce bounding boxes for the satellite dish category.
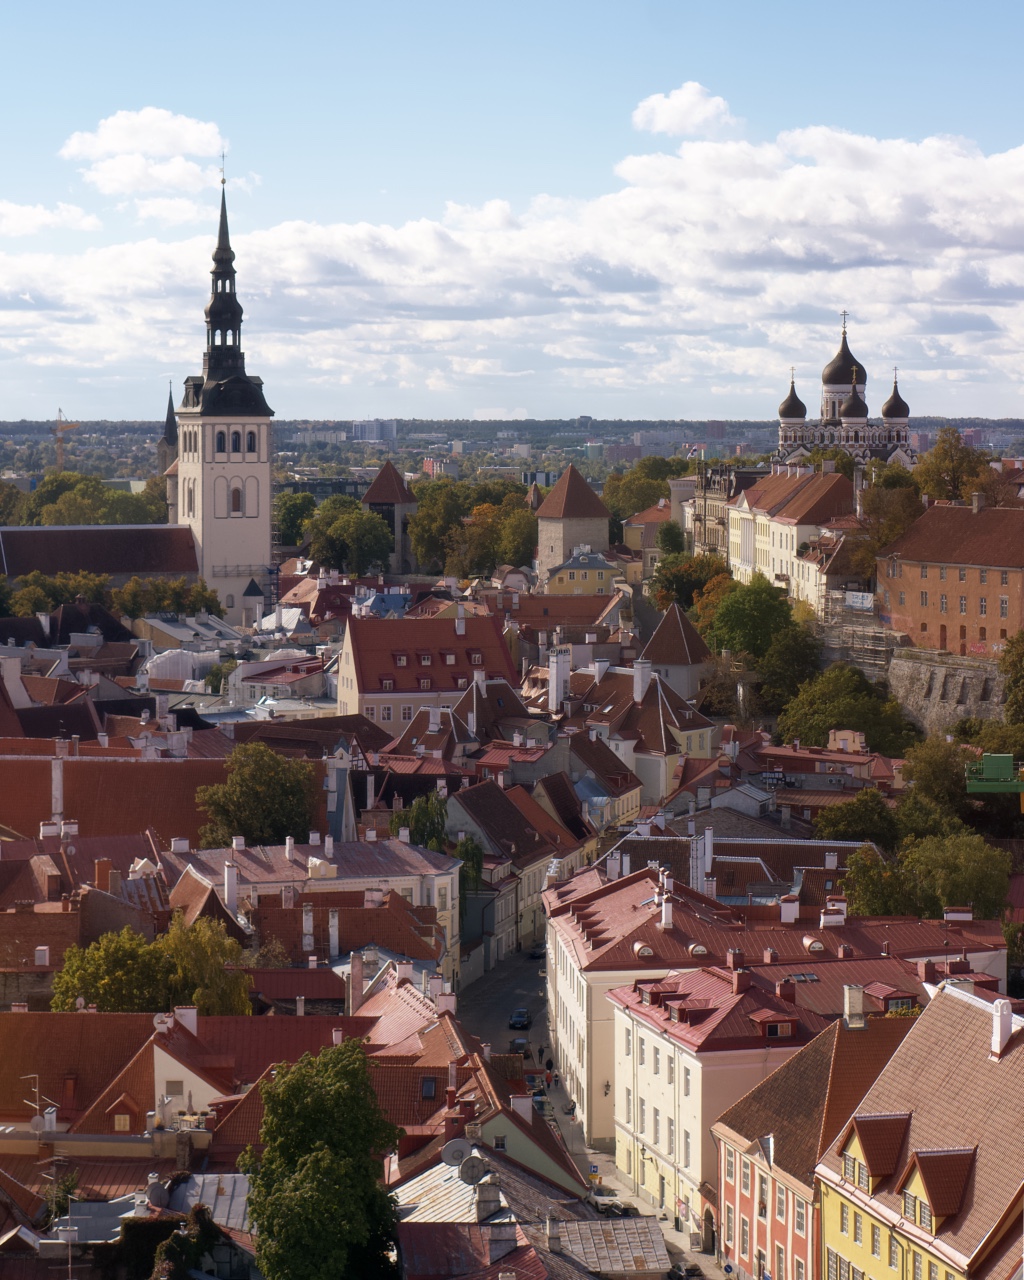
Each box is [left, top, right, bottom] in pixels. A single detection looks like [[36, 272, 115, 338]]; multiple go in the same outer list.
[[28, 1115, 44, 1134], [75, 997, 86, 1011], [458, 1156, 486, 1185], [441, 1139, 471, 1167]]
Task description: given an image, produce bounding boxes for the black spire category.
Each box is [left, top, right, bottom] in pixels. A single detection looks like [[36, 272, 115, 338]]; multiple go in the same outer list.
[[203, 184, 246, 382], [162, 381, 177, 445]]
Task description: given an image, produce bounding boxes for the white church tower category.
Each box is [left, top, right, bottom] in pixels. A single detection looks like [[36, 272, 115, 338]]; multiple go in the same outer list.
[[172, 182, 273, 626]]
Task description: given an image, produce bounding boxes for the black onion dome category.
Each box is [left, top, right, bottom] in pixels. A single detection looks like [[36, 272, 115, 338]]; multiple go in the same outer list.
[[840, 381, 869, 419], [881, 378, 910, 419], [823, 330, 866, 386], [779, 380, 807, 419]]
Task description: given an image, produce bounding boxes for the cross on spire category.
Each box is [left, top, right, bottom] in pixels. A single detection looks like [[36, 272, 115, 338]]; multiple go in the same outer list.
[[840, 309, 849, 333], [893, 364, 899, 383]]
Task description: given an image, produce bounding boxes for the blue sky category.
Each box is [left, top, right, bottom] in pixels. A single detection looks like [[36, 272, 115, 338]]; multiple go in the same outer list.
[[1, 1, 1024, 421]]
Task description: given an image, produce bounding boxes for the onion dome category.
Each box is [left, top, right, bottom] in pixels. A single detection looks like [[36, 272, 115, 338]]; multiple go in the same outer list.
[[779, 378, 807, 419], [823, 327, 866, 387], [840, 374, 869, 419], [881, 377, 909, 419]]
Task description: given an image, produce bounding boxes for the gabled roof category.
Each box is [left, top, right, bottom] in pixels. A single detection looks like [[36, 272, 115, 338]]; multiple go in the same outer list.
[[0, 526, 198, 578], [450, 781, 558, 870], [346, 614, 518, 695], [362, 460, 417, 506], [641, 603, 711, 666], [897, 1148, 976, 1218], [534, 465, 610, 521], [881, 504, 1024, 569], [841, 1111, 912, 1177]]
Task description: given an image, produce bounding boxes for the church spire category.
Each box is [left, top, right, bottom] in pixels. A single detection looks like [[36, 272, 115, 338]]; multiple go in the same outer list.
[[162, 380, 177, 445], [203, 183, 245, 381]]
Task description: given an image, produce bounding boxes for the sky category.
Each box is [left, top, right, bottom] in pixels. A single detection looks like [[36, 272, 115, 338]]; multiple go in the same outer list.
[[2, 1, 1024, 423]]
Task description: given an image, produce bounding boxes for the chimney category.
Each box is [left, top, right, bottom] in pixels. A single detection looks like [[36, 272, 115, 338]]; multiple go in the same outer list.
[[775, 978, 796, 1003], [633, 658, 652, 703], [703, 874, 717, 899], [546, 1215, 561, 1254], [328, 909, 340, 958], [621, 851, 631, 877], [364, 886, 384, 909], [763, 947, 777, 964], [704, 826, 714, 875], [606, 850, 622, 881], [510, 1094, 534, 1121], [325, 834, 334, 856], [429, 973, 444, 1002], [170, 837, 190, 854], [437, 990, 457, 1016], [34, 946, 50, 967], [917, 959, 937, 984], [972, 491, 986, 514], [399, 827, 411, 843], [302, 902, 314, 938], [455, 602, 466, 636], [349, 950, 364, 1014], [60, 819, 78, 838], [731, 969, 751, 994], [50, 756, 63, 824], [474, 1176, 502, 1223], [837, 943, 854, 959], [824, 850, 838, 871], [397, 959, 414, 983], [308, 954, 317, 969], [548, 646, 571, 713], [174, 1006, 198, 1036], [658, 896, 673, 930], [991, 999, 1014, 1058], [224, 862, 238, 916], [94, 858, 112, 893], [843, 984, 866, 1030], [366, 828, 377, 842], [780, 895, 799, 925], [488, 1223, 518, 1265], [108, 869, 122, 895], [232, 835, 245, 852], [309, 831, 321, 846], [295, 995, 305, 1017], [10, 1002, 28, 1013], [285, 836, 295, 861], [481, 1041, 492, 1061], [332, 1028, 346, 1046], [943, 906, 973, 922], [726, 948, 744, 970]]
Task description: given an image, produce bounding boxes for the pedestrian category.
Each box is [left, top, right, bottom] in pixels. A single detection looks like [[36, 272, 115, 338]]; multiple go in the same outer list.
[[553, 1072, 560, 1088], [545, 1057, 553, 1072], [545, 1070, 552, 1088]]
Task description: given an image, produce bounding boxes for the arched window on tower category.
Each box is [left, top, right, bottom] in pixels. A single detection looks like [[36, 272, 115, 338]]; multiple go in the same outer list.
[[231, 430, 241, 453], [231, 486, 243, 514], [226, 331, 234, 346], [247, 430, 257, 453], [216, 431, 226, 454], [214, 331, 222, 345]]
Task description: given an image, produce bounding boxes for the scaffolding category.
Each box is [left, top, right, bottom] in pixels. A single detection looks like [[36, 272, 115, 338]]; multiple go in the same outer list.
[[817, 590, 899, 680]]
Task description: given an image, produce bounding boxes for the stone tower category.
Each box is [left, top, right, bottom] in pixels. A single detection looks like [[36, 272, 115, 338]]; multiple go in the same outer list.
[[171, 185, 274, 625], [535, 464, 610, 584]]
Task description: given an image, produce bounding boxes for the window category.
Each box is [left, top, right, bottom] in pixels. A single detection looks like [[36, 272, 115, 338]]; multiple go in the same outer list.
[[726, 1147, 735, 1183], [639, 1098, 646, 1132], [776, 1184, 786, 1220], [1002, 570, 1010, 585], [940, 566, 947, 580], [444, 652, 456, 665], [568, 571, 576, 581], [668, 1117, 675, 1154], [913, 1254, 922, 1280], [683, 1066, 690, 1096], [1001, 597, 1009, 618], [872, 1225, 881, 1257], [365, 706, 375, 719], [382, 678, 394, 691], [456, 677, 468, 688], [231, 430, 241, 453], [841, 1203, 849, 1235], [625, 1086, 632, 1120], [653, 1047, 660, 1075], [380, 705, 392, 722], [889, 1237, 899, 1269], [667, 1058, 674, 1084], [857, 1162, 869, 1191], [597, 571, 604, 580], [920, 591, 928, 607], [766, 1021, 792, 1039], [396, 654, 408, 667], [684, 1129, 691, 1166], [960, 596, 967, 614], [741, 1159, 750, 1194], [899, 592, 906, 607], [828, 1250, 838, 1280], [419, 653, 432, 665], [921, 1203, 933, 1233], [215, 430, 226, 453], [421, 1077, 436, 1099], [921, 565, 928, 579], [247, 430, 256, 453], [940, 594, 947, 613], [726, 1204, 734, 1244], [959, 567, 967, 581], [741, 1217, 749, 1258], [639, 1037, 645, 1066], [231, 486, 243, 513], [625, 1028, 631, 1056], [758, 1174, 768, 1219], [854, 1212, 863, 1244], [419, 677, 431, 690], [777, 1245, 786, 1280], [653, 1108, 660, 1144], [980, 597, 988, 616], [114, 1113, 131, 1131], [438, 887, 448, 912], [165, 1080, 184, 1097], [795, 1198, 806, 1235], [401, 705, 413, 721], [494, 1134, 507, 1151], [980, 569, 988, 584], [470, 652, 483, 665], [796, 1262, 805, 1280]]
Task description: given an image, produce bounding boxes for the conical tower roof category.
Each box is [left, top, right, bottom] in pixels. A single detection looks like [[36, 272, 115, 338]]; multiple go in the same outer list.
[[362, 459, 417, 506], [641, 602, 711, 666], [535, 464, 610, 520], [162, 383, 177, 445]]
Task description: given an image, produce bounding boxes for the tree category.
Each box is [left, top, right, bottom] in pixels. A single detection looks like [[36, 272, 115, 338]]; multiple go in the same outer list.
[[408, 479, 474, 569], [656, 520, 686, 556], [206, 658, 238, 694], [110, 575, 223, 619], [843, 844, 912, 916], [693, 572, 739, 638], [777, 664, 920, 757], [903, 833, 1011, 919], [147, 1205, 222, 1280], [274, 491, 318, 546], [495, 507, 537, 568], [651, 553, 729, 612], [247, 937, 291, 968], [603, 471, 667, 522], [1000, 631, 1024, 725], [241, 1038, 400, 1280], [709, 573, 792, 661], [51, 926, 170, 1012], [309, 508, 393, 576], [758, 624, 822, 713], [914, 426, 991, 501], [805, 447, 855, 479], [197, 743, 318, 848], [389, 790, 447, 853], [454, 833, 484, 898], [851, 485, 925, 578], [813, 788, 899, 855], [158, 914, 252, 1015], [901, 735, 971, 821], [0, 575, 11, 617]]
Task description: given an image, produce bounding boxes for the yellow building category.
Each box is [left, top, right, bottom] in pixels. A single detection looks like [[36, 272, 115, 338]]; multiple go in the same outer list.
[[546, 547, 633, 595], [817, 986, 1024, 1280]]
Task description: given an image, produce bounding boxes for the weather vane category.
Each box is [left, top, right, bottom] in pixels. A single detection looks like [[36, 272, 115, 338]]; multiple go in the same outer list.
[[220, 149, 226, 186]]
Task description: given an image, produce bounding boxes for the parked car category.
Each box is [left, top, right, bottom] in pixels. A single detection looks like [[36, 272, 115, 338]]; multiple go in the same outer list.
[[529, 945, 546, 960], [508, 1008, 532, 1029], [587, 1185, 626, 1214]]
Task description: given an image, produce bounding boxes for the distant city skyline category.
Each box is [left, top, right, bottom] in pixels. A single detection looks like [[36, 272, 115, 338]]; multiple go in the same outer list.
[[2, 2, 1024, 421]]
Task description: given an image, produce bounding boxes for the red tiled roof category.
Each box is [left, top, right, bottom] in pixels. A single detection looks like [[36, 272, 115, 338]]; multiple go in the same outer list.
[[362, 460, 417, 506], [625, 500, 672, 525], [641, 602, 711, 666], [881, 504, 1024, 568], [346, 614, 518, 695], [534, 464, 610, 521], [0, 526, 198, 578]]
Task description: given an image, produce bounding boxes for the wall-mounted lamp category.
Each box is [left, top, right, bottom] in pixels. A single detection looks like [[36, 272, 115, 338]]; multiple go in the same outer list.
[[603, 1081, 611, 1096]]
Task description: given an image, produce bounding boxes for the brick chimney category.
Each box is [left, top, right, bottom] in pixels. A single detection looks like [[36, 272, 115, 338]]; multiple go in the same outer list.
[[726, 948, 744, 970], [917, 959, 937, 983], [93, 858, 112, 893], [775, 979, 796, 1004], [731, 969, 751, 994]]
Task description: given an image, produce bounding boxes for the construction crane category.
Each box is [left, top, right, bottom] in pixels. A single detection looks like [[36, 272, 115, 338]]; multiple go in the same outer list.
[[965, 754, 1024, 812], [49, 410, 80, 473]]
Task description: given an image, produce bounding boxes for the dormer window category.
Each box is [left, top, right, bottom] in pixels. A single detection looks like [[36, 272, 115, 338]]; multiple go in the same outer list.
[[470, 651, 483, 665], [382, 678, 394, 692], [765, 1021, 792, 1039], [641, 990, 651, 1005], [395, 654, 408, 667], [442, 652, 456, 665], [419, 677, 432, 691], [857, 1162, 869, 1191], [844, 1154, 856, 1180], [903, 1191, 917, 1219], [419, 654, 432, 666], [919, 1203, 932, 1232], [456, 677, 468, 689]]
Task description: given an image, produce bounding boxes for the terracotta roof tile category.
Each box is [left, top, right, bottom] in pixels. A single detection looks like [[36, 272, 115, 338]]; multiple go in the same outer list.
[[346, 614, 518, 696], [882, 505, 1024, 568], [0, 526, 198, 578], [534, 464, 610, 521], [641, 603, 711, 666], [362, 460, 417, 506]]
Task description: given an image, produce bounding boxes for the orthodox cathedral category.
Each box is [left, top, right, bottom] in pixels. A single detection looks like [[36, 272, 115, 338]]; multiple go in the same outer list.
[[776, 321, 916, 469]]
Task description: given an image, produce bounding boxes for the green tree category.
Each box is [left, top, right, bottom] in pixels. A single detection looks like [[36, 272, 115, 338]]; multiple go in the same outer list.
[[709, 572, 792, 661], [51, 926, 170, 1012], [454, 833, 484, 896], [110, 575, 222, 619], [247, 937, 291, 969], [10, 585, 50, 617], [758, 624, 822, 713], [495, 506, 537, 568], [241, 1038, 400, 1280], [651, 553, 729, 611], [693, 572, 739, 639], [813, 788, 899, 854], [903, 833, 1011, 919], [275, 491, 318, 545], [843, 844, 913, 916], [147, 1205, 222, 1280], [197, 743, 318, 848], [1000, 631, 1024, 725], [0, 575, 11, 617], [777, 664, 920, 757], [914, 425, 991, 501], [408, 479, 474, 570], [156, 914, 252, 1015], [851, 485, 924, 578], [603, 471, 667, 521], [901, 736, 971, 821], [805, 447, 855, 479], [309, 508, 393, 576], [389, 790, 447, 853], [655, 520, 686, 556], [206, 658, 238, 694]]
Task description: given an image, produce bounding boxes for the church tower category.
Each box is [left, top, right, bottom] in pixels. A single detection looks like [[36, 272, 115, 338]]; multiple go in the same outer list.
[[173, 184, 273, 625], [156, 382, 177, 477]]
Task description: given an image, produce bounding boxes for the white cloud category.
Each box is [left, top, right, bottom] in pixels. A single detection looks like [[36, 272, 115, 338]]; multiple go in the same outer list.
[[0, 201, 100, 236], [60, 108, 224, 161], [632, 81, 738, 137], [8, 100, 1024, 416]]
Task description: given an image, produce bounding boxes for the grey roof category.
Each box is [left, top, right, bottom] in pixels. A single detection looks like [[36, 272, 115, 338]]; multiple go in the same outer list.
[[168, 1173, 251, 1232]]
